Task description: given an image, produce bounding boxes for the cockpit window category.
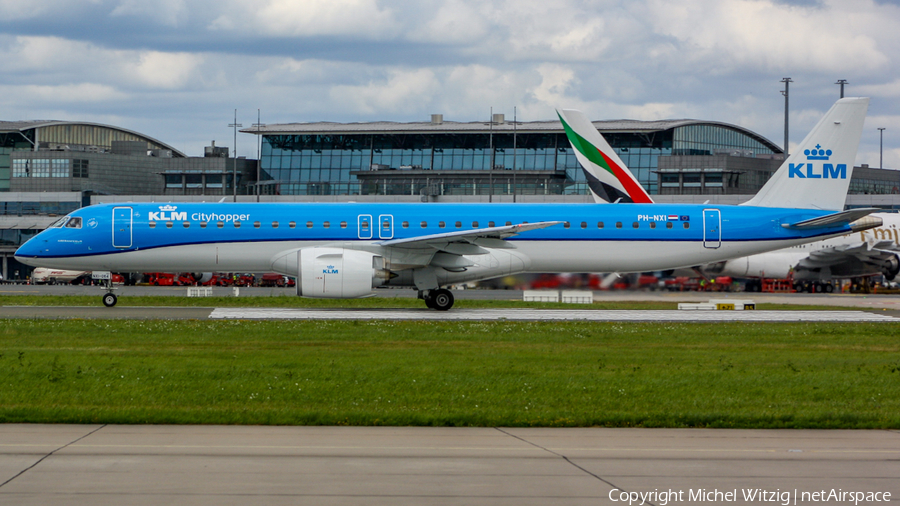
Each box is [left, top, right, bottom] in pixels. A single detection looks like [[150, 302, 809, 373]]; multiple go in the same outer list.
[[64, 217, 82, 229], [49, 217, 68, 228]]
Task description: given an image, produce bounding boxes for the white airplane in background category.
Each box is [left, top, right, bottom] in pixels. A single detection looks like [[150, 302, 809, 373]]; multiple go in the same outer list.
[[558, 103, 900, 291]]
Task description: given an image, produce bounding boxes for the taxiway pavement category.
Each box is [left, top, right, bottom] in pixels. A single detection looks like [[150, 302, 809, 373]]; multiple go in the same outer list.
[[1, 425, 898, 505]]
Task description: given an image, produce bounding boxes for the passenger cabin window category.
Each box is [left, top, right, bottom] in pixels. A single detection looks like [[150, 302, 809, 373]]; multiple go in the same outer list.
[[306, 221, 313, 228], [633, 222, 639, 229], [272, 222, 278, 228], [65, 217, 82, 229], [217, 221, 224, 228], [598, 222, 604, 228], [382, 220, 390, 229], [439, 221, 446, 228], [564, 222, 570, 229], [361, 220, 369, 230], [289, 221, 296, 228], [649, 222, 656, 229], [200, 222, 207, 229], [472, 221, 478, 228], [666, 222, 673, 229], [340, 221, 347, 229], [455, 221, 461, 228], [488, 221, 495, 227], [402, 221, 409, 228], [323, 221, 330, 228], [183, 222, 190, 228], [253, 221, 261, 228], [505, 221, 512, 226], [166, 222, 173, 229], [683, 222, 690, 229], [615, 222, 622, 229], [581, 222, 587, 229], [420, 221, 427, 228], [234, 221, 241, 228], [149, 222, 156, 228]]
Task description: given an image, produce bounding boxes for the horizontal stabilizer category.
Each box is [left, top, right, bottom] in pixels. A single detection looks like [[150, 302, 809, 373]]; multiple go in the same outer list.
[[781, 208, 881, 230]]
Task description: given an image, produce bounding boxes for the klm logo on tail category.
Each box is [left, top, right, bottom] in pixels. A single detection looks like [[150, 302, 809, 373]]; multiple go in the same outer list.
[[788, 145, 847, 179]]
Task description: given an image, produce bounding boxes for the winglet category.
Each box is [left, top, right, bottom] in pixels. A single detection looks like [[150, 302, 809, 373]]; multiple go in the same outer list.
[[557, 109, 654, 204]]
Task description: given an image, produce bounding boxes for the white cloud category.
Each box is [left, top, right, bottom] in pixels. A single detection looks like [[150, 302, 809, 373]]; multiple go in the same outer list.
[[0, 0, 102, 20], [110, 0, 189, 27], [407, 0, 491, 44], [123, 51, 203, 90], [0, 36, 203, 90], [329, 68, 441, 115], [209, 0, 398, 38], [15, 83, 127, 103], [644, 0, 890, 74]]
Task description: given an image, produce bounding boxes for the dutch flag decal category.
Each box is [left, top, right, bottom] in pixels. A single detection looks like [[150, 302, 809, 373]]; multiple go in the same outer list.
[[667, 214, 678, 221]]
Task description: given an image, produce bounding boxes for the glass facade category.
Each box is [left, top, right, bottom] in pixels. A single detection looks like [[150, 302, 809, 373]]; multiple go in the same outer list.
[[0, 201, 79, 216], [260, 128, 704, 196], [0, 131, 35, 192], [673, 125, 774, 157]]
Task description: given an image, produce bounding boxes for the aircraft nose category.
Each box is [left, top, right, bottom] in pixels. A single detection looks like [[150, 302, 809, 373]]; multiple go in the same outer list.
[[14, 239, 45, 265]]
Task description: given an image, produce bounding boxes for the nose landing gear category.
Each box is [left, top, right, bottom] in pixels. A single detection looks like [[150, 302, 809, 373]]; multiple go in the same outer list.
[[102, 292, 118, 307]]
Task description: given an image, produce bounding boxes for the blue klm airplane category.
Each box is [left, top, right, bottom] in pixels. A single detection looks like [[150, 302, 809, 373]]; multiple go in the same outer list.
[[15, 98, 880, 309]]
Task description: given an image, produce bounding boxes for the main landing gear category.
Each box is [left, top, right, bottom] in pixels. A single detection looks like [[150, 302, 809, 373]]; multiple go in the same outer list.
[[421, 288, 454, 311]]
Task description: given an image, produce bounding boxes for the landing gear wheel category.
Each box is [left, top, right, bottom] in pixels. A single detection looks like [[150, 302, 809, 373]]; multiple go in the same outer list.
[[424, 296, 436, 309], [430, 288, 454, 311], [102, 293, 118, 307], [824, 283, 834, 293]]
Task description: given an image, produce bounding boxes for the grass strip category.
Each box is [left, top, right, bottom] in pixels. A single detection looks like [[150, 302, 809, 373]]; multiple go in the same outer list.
[[1, 319, 898, 428]]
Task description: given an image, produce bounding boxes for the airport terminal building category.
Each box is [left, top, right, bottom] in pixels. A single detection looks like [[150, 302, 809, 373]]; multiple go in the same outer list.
[[247, 114, 787, 199]]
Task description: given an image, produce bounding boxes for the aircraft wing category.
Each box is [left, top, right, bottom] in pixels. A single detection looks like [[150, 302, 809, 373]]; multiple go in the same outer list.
[[796, 240, 900, 270], [379, 221, 563, 250], [370, 221, 562, 271]]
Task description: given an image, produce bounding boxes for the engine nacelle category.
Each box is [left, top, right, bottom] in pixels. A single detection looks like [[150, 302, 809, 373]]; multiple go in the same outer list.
[[297, 247, 389, 298], [191, 272, 213, 284], [882, 254, 900, 281], [713, 254, 794, 279]]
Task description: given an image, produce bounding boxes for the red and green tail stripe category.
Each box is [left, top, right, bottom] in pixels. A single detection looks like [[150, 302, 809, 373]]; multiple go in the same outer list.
[[558, 112, 653, 204]]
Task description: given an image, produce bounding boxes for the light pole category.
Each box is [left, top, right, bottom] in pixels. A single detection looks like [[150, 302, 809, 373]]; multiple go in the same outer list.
[[228, 109, 243, 202], [835, 79, 848, 98], [252, 109, 265, 203], [781, 77, 793, 158], [878, 127, 886, 169]]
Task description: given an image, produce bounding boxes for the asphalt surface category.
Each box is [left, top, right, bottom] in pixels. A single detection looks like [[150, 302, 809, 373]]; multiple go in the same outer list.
[[2, 284, 900, 320], [1, 425, 897, 505]]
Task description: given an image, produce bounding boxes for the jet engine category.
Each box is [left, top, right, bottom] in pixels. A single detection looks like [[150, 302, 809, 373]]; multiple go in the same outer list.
[[295, 247, 390, 298], [712, 255, 793, 279], [190, 272, 214, 284], [882, 254, 900, 281]]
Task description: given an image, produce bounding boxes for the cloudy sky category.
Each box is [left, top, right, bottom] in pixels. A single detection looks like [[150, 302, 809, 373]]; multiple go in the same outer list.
[[0, 0, 897, 169]]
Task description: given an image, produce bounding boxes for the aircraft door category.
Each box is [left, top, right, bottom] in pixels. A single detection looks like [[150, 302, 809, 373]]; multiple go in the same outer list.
[[703, 209, 721, 249], [378, 214, 394, 239], [112, 206, 133, 248], [358, 214, 372, 239]]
